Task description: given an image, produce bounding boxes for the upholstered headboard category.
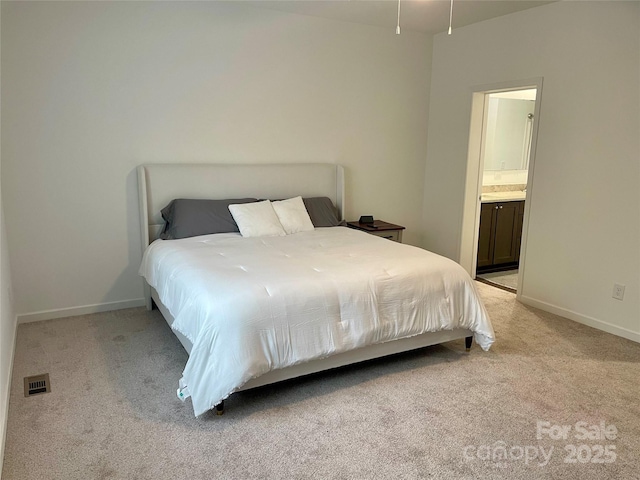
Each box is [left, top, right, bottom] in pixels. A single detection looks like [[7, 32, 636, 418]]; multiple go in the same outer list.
[[137, 163, 345, 248]]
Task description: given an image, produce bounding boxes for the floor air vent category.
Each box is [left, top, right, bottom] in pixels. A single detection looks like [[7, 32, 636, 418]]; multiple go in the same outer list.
[[24, 373, 51, 397]]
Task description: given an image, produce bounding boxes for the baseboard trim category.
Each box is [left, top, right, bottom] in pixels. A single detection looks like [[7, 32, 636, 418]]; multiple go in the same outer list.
[[0, 314, 18, 479], [518, 294, 640, 343], [17, 298, 146, 324]]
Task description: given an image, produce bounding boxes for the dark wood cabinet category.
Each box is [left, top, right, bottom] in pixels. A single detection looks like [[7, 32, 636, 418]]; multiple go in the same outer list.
[[477, 203, 497, 268], [477, 201, 524, 272]]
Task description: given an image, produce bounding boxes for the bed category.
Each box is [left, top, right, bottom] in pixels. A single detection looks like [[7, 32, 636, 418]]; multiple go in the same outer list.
[[138, 163, 494, 416]]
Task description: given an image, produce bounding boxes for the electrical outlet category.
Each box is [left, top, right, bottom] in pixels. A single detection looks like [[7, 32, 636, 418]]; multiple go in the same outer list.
[[612, 283, 625, 301]]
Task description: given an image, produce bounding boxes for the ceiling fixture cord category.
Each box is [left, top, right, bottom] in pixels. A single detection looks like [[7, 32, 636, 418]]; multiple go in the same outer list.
[[396, 0, 401, 35], [448, 0, 454, 35]]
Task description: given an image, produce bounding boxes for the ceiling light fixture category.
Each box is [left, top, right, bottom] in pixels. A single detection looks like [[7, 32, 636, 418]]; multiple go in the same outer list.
[[396, 0, 453, 36]]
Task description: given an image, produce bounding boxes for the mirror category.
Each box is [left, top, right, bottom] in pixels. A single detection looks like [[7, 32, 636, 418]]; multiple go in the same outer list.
[[483, 89, 536, 172]]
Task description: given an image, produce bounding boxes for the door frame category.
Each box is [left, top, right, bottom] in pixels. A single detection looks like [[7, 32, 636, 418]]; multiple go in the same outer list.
[[459, 77, 543, 297]]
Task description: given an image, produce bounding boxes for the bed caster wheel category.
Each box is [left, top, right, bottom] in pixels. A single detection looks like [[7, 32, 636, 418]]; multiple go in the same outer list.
[[215, 401, 225, 415]]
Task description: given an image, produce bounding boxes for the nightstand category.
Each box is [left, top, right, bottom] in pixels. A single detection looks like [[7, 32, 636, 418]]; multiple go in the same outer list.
[[347, 220, 405, 243]]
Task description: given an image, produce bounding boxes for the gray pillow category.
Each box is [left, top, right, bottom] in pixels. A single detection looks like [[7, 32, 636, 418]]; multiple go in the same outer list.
[[302, 197, 345, 227], [160, 198, 258, 240]]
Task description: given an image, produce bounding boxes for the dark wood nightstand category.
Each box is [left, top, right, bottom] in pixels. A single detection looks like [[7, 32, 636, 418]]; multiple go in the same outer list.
[[347, 220, 405, 243]]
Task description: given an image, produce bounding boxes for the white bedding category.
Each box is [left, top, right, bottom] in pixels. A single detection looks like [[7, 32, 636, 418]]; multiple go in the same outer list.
[[139, 227, 494, 416]]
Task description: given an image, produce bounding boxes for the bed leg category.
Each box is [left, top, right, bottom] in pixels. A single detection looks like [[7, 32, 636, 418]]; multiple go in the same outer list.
[[215, 400, 225, 416], [465, 336, 473, 352]]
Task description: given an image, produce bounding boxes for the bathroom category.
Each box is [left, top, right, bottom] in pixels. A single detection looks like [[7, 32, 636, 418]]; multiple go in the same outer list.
[[476, 89, 536, 292]]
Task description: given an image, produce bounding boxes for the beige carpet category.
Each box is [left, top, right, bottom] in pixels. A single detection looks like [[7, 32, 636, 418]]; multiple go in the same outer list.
[[3, 282, 639, 479]]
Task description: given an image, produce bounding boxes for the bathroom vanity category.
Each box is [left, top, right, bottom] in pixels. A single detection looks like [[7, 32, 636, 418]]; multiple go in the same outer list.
[[477, 194, 525, 272]]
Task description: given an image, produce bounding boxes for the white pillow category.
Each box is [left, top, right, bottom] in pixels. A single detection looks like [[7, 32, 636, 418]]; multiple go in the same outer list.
[[272, 196, 315, 234], [228, 200, 287, 237]]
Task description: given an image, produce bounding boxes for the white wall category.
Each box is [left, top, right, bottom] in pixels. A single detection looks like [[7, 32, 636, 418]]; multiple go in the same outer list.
[[1, 1, 432, 320], [424, 1, 640, 340], [482, 170, 528, 187], [1, 2, 18, 471]]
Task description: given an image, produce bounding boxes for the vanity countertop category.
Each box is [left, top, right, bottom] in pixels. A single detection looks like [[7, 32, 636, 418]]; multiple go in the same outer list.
[[481, 191, 526, 203]]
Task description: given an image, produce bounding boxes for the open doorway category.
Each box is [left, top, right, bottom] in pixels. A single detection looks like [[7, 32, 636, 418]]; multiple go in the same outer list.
[[459, 78, 543, 296]]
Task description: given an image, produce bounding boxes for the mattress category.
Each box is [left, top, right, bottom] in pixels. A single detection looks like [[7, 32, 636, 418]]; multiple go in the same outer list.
[[139, 227, 495, 416]]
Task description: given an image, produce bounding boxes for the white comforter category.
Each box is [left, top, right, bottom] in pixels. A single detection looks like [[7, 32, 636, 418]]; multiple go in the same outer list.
[[139, 227, 494, 416]]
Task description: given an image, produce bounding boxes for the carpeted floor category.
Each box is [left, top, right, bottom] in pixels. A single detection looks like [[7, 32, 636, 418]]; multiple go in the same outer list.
[[3, 282, 639, 480]]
